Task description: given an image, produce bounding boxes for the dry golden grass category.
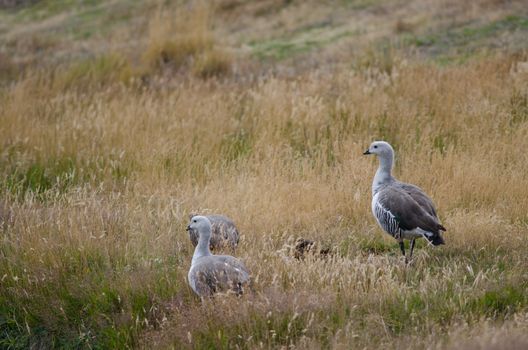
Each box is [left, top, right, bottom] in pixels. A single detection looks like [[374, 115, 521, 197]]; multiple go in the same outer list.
[[2, 53, 528, 348], [1, 1, 528, 349], [141, 3, 231, 78]]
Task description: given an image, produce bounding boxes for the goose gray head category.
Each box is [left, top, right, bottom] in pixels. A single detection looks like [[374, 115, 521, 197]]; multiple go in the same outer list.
[[186, 215, 212, 239], [363, 141, 394, 158]]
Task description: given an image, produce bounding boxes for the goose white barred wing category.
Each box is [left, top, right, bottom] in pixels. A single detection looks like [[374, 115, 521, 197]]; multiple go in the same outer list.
[[372, 192, 401, 239]]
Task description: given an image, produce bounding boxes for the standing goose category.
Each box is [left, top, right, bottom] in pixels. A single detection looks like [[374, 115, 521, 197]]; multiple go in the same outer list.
[[363, 141, 446, 262], [187, 214, 240, 251], [187, 215, 250, 298]]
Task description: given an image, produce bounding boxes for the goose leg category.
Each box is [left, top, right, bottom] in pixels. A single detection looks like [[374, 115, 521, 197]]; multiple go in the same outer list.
[[399, 241, 406, 262], [409, 239, 416, 261]]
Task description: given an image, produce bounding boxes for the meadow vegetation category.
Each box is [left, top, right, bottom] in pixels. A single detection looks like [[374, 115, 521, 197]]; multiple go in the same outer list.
[[1, 0, 528, 349]]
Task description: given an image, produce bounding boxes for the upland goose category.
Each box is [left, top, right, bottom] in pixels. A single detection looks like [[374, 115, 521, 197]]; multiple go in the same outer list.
[[187, 216, 250, 298], [188, 214, 239, 250], [363, 141, 446, 262]]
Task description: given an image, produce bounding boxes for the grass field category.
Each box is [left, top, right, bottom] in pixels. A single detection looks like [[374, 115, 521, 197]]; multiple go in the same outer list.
[[1, 0, 528, 349]]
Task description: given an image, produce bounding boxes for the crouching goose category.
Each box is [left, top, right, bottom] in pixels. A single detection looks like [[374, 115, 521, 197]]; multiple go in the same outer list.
[[188, 214, 240, 251], [363, 141, 446, 262], [187, 215, 250, 298]]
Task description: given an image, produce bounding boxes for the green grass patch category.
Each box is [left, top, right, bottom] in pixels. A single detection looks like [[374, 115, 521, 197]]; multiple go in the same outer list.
[[358, 238, 394, 255], [3, 157, 78, 198], [383, 282, 528, 336], [191, 309, 310, 349], [9, 0, 103, 22], [250, 29, 356, 60], [0, 247, 183, 349], [0, 150, 136, 199], [342, 0, 383, 10], [408, 15, 528, 62], [467, 284, 528, 318], [460, 16, 528, 41], [2, 0, 141, 48], [385, 293, 427, 334], [188, 300, 359, 349]]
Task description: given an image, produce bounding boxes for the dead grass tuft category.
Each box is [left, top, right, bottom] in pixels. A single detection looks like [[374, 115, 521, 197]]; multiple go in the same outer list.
[[141, 4, 231, 78], [0, 51, 20, 83], [192, 48, 232, 78]]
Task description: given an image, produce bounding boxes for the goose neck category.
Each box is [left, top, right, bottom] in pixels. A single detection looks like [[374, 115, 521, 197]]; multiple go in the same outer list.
[[372, 153, 394, 195], [192, 230, 212, 265]]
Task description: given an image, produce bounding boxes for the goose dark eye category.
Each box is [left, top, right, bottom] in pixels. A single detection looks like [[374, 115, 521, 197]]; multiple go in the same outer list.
[[193, 219, 197, 223], [374, 145, 378, 149]]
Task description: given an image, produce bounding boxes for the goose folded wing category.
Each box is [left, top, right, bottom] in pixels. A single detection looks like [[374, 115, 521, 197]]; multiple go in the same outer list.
[[207, 215, 240, 246], [213, 221, 239, 243], [396, 182, 439, 218], [192, 256, 250, 295], [378, 187, 442, 234]]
